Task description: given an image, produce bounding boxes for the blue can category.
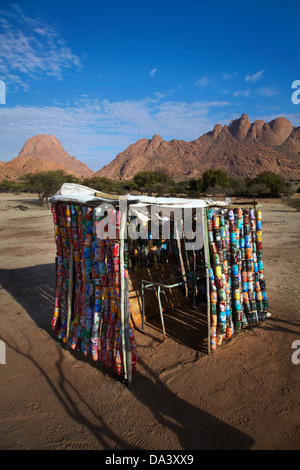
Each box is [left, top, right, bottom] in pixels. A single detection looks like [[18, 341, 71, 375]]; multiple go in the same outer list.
[[228, 209, 234, 221], [84, 246, 91, 258], [242, 282, 248, 292], [71, 205, 77, 216], [262, 291, 268, 301], [86, 220, 93, 234], [232, 264, 239, 276], [245, 235, 251, 248], [85, 258, 92, 272], [230, 231, 237, 243]]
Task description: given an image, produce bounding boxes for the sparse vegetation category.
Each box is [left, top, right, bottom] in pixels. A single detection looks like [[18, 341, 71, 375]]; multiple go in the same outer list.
[[283, 197, 300, 211], [0, 170, 79, 205], [0, 168, 294, 203]]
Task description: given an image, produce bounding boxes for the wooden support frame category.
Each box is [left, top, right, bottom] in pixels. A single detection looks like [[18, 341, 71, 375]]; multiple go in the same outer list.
[[202, 208, 211, 355], [66, 244, 74, 347], [119, 207, 133, 387]]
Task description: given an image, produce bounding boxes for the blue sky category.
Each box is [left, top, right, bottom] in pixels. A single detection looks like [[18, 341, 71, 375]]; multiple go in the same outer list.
[[0, 0, 300, 171]]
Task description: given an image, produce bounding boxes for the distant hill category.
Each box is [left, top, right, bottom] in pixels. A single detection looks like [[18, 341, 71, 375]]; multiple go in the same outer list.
[[95, 114, 300, 181], [0, 134, 94, 180]]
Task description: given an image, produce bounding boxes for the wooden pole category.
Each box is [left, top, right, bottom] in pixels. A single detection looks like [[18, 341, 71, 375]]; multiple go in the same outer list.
[[124, 276, 132, 386], [66, 244, 74, 348], [119, 205, 133, 386], [202, 208, 211, 355]]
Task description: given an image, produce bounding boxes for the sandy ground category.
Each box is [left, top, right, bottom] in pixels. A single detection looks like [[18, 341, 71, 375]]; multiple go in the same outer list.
[[0, 193, 299, 451]]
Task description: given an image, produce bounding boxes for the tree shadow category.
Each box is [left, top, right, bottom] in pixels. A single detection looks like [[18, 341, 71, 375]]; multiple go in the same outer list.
[[131, 357, 255, 450], [0, 263, 256, 450], [0, 263, 56, 334], [0, 333, 141, 450]]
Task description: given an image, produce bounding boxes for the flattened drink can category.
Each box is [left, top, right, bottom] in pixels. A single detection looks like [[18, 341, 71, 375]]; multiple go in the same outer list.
[[213, 215, 219, 229]]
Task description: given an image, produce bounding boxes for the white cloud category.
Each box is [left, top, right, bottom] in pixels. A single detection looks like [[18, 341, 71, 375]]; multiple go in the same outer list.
[[195, 76, 210, 88], [245, 68, 266, 83], [0, 95, 233, 170], [0, 5, 81, 89], [222, 72, 237, 80], [233, 89, 251, 97], [150, 68, 157, 77], [256, 86, 281, 97]]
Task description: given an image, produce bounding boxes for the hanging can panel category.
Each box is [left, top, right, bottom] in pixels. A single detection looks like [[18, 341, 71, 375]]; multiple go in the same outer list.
[[206, 205, 268, 352], [50, 202, 137, 379]]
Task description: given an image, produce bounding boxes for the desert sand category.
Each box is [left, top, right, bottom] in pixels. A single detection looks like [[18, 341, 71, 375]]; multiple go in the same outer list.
[[0, 193, 299, 450]]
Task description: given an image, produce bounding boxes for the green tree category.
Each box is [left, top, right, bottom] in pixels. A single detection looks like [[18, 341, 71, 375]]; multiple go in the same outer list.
[[248, 171, 286, 197], [132, 170, 170, 194], [22, 170, 79, 205], [0, 179, 30, 193], [202, 169, 229, 192], [227, 177, 248, 197]]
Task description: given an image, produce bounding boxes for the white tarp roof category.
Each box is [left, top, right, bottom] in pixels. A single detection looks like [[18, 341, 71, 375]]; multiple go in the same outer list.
[[50, 183, 232, 209]]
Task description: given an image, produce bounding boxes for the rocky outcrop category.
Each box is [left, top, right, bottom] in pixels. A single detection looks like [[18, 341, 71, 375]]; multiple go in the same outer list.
[[0, 134, 94, 180], [94, 114, 300, 180]]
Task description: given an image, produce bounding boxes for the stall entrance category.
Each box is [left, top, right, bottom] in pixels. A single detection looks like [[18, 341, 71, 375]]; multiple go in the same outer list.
[[125, 226, 210, 353]]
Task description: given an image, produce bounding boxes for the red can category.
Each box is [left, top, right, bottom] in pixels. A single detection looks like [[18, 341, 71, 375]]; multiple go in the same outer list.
[[75, 262, 81, 274], [116, 211, 121, 228], [85, 207, 93, 221], [56, 286, 63, 297], [112, 241, 120, 257], [113, 259, 120, 272], [108, 312, 116, 326], [213, 215, 219, 229], [107, 325, 115, 338], [226, 326, 233, 338], [51, 317, 58, 329], [99, 247, 105, 261], [56, 264, 63, 276], [106, 351, 113, 368], [210, 242, 218, 254]]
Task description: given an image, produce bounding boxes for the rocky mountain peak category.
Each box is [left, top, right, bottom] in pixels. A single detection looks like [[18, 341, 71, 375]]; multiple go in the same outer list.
[[228, 113, 251, 140]]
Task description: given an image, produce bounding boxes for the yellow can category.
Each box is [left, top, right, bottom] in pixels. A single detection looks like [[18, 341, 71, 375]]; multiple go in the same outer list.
[[103, 287, 110, 299], [234, 288, 240, 300], [214, 265, 222, 278]]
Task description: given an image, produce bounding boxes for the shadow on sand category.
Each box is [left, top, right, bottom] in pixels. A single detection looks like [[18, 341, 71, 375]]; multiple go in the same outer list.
[[0, 263, 255, 450]]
